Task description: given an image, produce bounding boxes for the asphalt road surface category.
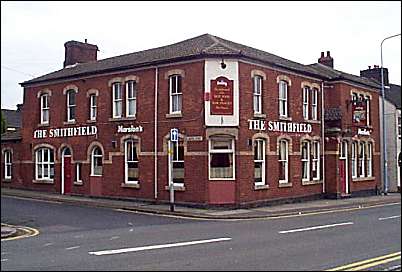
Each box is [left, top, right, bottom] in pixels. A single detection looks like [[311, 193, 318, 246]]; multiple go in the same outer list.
[[1, 196, 401, 271]]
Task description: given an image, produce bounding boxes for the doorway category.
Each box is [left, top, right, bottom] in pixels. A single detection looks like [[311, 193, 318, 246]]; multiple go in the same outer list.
[[61, 147, 72, 195], [339, 140, 349, 195]]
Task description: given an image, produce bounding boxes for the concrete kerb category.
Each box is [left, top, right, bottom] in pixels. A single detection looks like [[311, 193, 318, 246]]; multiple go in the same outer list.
[[1, 189, 401, 220]]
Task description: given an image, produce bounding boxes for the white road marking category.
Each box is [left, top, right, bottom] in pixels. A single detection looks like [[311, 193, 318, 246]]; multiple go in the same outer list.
[[110, 236, 120, 240], [378, 215, 401, 221], [66, 246, 80, 250], [1, 259, 8, 262], [44, 243, 54, 247], [88, 237, 232, 256], [279, 222, 354, 234]]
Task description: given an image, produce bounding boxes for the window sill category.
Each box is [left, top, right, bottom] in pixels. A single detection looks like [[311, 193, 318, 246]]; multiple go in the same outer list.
[[165, 185, 186, 191], [302, 180, 323, 186], [166, 113, 182, 118], [108, 117, 136, 122], [278, 182, 292, 188], [63, 121, 76, 125], [305, 120, 321, 124], [121, 183, 140, 189], [352, 177, 375, 182], [279, 116, 292, 121], [86, 119, 97, 123], [253, 113, 266, 119], [74, 181, 84, 186], [32, 179, 54, 184], [254, 184, 269, 190], [37, 123, 50, 128], [2, 179, 12, 183], [90, 175, 102, 177]]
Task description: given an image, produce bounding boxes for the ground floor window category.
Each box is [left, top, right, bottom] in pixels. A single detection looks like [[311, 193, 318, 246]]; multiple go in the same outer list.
[[358, 142, 365, 178], [170, 140, 184, 185], [125, 140, 139, 184], [254, 138, 266, 185], [209, 136, 235, 179], [279, 139, 289, 183], [367, 142, 373, 177], [352, 141, 357, 178], [301, 141, 310, 181], [312, 141, 320, 180], [91, 146, 103, 176], [4, 150, 12, 179], [76, 163, 82, 183], [35, 148, 55, 180]]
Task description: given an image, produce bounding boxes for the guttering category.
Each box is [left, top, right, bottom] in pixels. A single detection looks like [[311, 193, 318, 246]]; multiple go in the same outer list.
[[154, 66, 159, 200], [321, 81, 326, 193]]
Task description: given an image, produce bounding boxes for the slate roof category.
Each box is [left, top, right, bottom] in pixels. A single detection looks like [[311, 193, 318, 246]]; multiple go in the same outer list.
[[385, 84, 401, 109], [1, 129, 22, 141], [20, 33, 381, 90], [1, 109, 21, 129]]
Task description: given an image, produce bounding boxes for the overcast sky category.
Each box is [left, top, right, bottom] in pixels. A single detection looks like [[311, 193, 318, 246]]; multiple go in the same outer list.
[[1, 1, 401, 110]]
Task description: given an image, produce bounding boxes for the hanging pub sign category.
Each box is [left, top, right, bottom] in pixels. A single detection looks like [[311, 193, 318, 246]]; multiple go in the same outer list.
[[352, 98, 366, 125], [210, 76, 234, 115]]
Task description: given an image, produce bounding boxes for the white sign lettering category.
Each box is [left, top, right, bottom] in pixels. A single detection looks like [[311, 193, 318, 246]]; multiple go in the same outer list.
[[33, 125, 97, 139], [358, 128, 371, 136], [248, 119, 312, 133], [117, 125, 143, 133]]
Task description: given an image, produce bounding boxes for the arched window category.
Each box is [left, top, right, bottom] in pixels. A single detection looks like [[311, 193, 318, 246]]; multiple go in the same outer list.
[[35, 148, 55, 180], [4, 150, 12, 179], [279, 139, 289, 183], [91, 146, 103, 176], [358, 142, 365, 178], [125, 140, 139, 184], [301, 140, 310, 181], [169, 139, 185, 186], [351, 141, 358, 178], [312, 140, 320, 180], [40, 94, 49, 124], [254, 138, 266, 185], [367, 142, 373, 177], [66, 90, 76, 122]]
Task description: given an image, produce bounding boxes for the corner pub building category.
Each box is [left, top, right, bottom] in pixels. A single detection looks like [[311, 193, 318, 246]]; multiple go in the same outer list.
[[1, 34, 381, 207]]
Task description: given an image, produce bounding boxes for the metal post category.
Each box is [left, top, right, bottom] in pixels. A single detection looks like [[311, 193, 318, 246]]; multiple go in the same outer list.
[[168, 140, 175, 212], [380, 33, 401, 195]]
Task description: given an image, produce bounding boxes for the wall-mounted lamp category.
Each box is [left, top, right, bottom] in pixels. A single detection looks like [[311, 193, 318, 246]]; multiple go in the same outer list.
[[220, 58, 227, 69]]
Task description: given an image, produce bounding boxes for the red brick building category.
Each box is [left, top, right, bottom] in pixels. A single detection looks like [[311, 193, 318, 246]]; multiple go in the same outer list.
[[1, 34, 381, 207]]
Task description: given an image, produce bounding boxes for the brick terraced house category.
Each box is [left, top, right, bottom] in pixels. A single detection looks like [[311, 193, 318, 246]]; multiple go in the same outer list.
[[1, 34, 382, 207]]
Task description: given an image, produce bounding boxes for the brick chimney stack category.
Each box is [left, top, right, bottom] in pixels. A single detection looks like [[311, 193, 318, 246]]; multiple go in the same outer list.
[[63, 40, 98, 68], [318, 51, 334, 68], [360, 65, 389, 86]]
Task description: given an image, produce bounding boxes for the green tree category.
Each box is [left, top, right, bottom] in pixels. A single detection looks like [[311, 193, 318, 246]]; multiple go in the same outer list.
[[1, 111, 7, 134]]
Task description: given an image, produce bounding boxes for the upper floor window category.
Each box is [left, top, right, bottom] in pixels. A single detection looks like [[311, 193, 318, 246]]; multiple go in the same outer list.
[[91, 146, 103, 176], [40, 94, 49, 124], [279, 80, 288, 117], [126, 80, 137, 117], [125, 140, 139, 184], [253, 76, 263, 114], [89, 94, 97, 121], [311, 88, 318, 120], [35, 148, 54, 180], [302, 87, 309, 120], [209, 137, 234, 180], [278, 139, 289, 183], [112, 82, 123, 118], [254, 138, 266, 186], [4, 150, 12, 180], [169, 75, 182, 114], [66, 90, 76, 122]]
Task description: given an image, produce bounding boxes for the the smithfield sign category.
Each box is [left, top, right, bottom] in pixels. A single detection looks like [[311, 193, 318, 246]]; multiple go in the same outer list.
[[248, 119, 313, 133], [34, 125, 98, 139]]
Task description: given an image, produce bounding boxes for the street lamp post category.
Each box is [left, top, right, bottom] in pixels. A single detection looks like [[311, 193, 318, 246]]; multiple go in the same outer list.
[[380, 33, 401, 195]]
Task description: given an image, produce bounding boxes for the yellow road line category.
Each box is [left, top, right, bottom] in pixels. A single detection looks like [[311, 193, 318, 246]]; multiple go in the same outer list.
[[1, 224, 40, 241], [327, 252, 401, 271], [348, 255, 401, 271]]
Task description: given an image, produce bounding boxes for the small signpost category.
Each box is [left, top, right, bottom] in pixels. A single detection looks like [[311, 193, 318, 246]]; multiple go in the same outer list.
[[169, 128, 178, 212]]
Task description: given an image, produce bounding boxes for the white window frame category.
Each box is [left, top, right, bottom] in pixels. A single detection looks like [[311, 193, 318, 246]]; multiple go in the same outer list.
[[75, 163, 82, 183], [67, 90, 76, 122], [126, 80, 137, 117], [253, 76, 263, 114], [312, 141, 320, 180], [279, 80, 288, 117], [351, 141, 357, 178], [4, 150, 12, 179], [311, 88, 318, 120], [169, 140, 185, 186], [301, 141, 310, 181], [35, 148, 55, 180], [367, 142, 372, 177], [254, 138, 266, 186], [169, 75, 182, 114], [398, 116, 401, 138], [40, 94, 49, 124], [359, 142, 365, 178], [125, 140, 139, 184], [89, 94, 97, 121], [112, 82, 123, 118], [91, 147, 103, 176], [366, 96, 370, 126], [208, 137, 235, 180], [279, 140, 289, 184], [302, 87, 309, 120]]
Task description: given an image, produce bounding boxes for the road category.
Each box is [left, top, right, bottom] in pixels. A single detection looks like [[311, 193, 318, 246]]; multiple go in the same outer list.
[[1, 196, 401, 271]]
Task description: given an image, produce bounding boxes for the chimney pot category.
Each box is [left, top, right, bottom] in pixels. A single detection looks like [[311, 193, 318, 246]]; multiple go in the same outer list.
[[368, 66, 371, 69], [85, 39, 87, 43], [326, 51, 330, 57], [321, 52, 325, 58]]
